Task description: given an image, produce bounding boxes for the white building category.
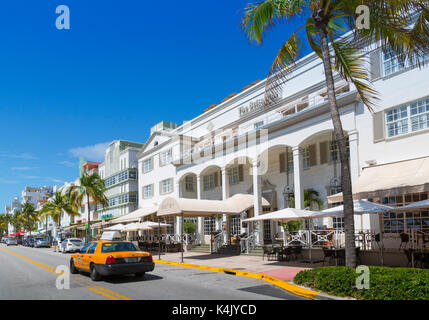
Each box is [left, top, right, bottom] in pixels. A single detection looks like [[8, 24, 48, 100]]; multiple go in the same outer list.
[[97, 140, 144, 220], [135, 30, 429, 252]]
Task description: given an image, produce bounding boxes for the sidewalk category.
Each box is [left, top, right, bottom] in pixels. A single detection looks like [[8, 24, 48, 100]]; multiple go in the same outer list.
[[153, 251, 319, 281]]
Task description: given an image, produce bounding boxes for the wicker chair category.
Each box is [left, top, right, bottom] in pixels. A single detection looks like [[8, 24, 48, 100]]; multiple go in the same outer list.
[[262, 245, 276, 261]]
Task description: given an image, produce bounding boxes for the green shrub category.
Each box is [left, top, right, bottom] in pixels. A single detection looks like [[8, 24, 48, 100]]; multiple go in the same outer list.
[[294, 266, 429, 300]]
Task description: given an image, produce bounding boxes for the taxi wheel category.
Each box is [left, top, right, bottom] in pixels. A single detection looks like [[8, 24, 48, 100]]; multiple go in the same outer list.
[[70, 259, 79, 274], [90, 264, 102, 281], [135, 272, 145, 278]]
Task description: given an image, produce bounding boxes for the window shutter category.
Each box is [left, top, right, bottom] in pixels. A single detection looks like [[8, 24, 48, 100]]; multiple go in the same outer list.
[[370, 49, 382, 80], [373, 111, 385, 142], [279, 153, 286, 173], [319, 141, 328, 164], [309, 144, 317, 167], [238, 165, 244, 181]]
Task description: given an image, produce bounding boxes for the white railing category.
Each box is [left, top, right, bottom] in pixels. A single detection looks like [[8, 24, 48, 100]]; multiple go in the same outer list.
[[211, 231, 226, 253], [410, 229, 429, 250], [284, 229, 378, 249], [241, 231, 258, 254]]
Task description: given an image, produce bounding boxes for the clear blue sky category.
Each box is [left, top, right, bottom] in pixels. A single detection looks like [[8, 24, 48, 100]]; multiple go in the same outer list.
[[0, 0, 311, 210]]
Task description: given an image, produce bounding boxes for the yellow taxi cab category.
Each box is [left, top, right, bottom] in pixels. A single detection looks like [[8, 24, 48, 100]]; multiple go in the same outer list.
[[70, 231, 155, 281]]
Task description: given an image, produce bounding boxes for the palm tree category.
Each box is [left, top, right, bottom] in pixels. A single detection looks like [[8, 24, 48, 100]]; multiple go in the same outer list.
[[21, 203, 38, 237], [290, 189, 324, 210], [0, 214, 8, 237], [11, 210, 24, 236], [242, 0, 429, 267], [40, 189, 80, 238], [70, 173, 108, 242]]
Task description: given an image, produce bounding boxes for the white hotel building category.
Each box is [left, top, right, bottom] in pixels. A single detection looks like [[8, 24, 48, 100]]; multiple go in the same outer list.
[[136, 33, 429, 251]]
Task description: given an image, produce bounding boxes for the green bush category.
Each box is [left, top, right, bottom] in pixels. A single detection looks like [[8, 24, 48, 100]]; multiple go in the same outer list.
[[294, 266, 429, 300]]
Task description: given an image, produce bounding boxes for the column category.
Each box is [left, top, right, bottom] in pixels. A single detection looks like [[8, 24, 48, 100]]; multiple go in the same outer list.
[[252, 160, 263, 244], [221, 167, 230, 244], [348, 130, 360, 184], [196, 175, 204, 244], [175, 180, 182, 237], [292, 146, 304, 210]]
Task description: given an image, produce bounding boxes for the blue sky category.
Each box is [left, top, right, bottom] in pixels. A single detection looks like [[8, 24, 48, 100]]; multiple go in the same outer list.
[[0, 0, 311, 210]]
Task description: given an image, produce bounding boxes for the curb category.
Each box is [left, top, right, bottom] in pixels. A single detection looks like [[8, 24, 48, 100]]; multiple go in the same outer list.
[[153, 259, 319, 299], [290, 282, 357, 300]]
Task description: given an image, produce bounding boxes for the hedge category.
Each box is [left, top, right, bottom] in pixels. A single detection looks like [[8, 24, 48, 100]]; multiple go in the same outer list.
[[294, 266, 429, 300]]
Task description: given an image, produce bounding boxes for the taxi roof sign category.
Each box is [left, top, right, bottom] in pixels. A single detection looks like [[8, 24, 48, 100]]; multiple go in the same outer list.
[[100, 231, 122, 241]]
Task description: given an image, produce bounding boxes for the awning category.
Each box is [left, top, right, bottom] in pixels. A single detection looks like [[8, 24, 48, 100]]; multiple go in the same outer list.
[[157, 194, 270, 218], [111, 206, 158, 223], [328, 157, 429, 203], [319, 199, 394, 217], [242, 208, 317, 223], [123, 222, 152, 232], [390, 199, 429, 212]]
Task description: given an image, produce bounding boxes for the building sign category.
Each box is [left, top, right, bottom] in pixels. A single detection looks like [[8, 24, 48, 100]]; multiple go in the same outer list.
[[239, 98, 265, 117]]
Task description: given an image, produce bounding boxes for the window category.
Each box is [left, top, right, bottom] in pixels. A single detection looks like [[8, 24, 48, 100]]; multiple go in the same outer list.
[[382, 50, 405, 76], [386, 105, 409, 137], [302, 147, 310, 169], [81, 243, 92, 253], [332, 217, 344, 230], [386, 97, 429, 138], [329, 138, 350, 162], [287, 149, 294, 172], [160, 149, 172, 166], [254, 121, 264, 129], [185, 176, 194, 192], [143, 158, 153, 173], [203, 173, 216, 191], [101, 242, 138, 253], [382, 49, 429, 77], [228, 167, 239, 185], [380, 192, 429, 233], [230, 215, 241, 236], [161, 178, 173, 194], [204, 217, 216, 235], [143, 185, 153, 199], [87, 242, 98, 254]]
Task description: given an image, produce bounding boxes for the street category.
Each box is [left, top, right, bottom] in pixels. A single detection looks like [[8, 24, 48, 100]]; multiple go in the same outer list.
[[0, 244, 307, 300]]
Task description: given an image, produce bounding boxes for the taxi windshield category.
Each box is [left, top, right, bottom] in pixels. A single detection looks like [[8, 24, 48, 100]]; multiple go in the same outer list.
[[101, 242, 138, 253]]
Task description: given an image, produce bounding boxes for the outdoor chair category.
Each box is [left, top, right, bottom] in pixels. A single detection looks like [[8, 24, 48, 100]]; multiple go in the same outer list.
[[399, 232, 410, 250], [262, 245, 276, 261], [280, 246, 294, 261], [322, 247, 335, 266], [291, 246, 303, 260], [404, 248, 423, 268]]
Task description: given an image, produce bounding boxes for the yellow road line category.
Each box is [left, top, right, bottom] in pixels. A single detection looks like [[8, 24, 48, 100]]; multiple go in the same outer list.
[[94, 286, 133, 300], [0, 247, 132, 300], [86, 286, 120, 300], [153, 259, 319, 299]]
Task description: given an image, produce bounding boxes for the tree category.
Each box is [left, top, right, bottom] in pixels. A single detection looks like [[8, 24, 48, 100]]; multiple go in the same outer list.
[[241, 0, 429, 267], [70, 173, 108, 242], [0, 214, 9, 236], [40, 189, 80, 238], [10, 210, 24, 235], [290, 189, 324, 210], [184, 219, 197, 234], [21, 202, 38, 237]]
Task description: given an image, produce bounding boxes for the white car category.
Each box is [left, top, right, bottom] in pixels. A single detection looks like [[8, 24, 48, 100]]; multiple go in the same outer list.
[[60, 238, 84, 253]]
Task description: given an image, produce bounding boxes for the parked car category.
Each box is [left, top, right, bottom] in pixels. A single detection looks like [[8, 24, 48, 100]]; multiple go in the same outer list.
[[23, 238, 35, 247], [6, 238, 18, 246], [34, 239, 50, 248], [17, 238, 22, 245], [31, 237, 45, 248], [61, 238, 84, 253], [1, 237, 10, 244]]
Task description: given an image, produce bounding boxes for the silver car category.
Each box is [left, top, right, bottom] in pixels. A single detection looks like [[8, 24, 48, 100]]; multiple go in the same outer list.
[[34, 239, 50, 248], [60, 238, 84, 253], [6, 238, 18, 246]]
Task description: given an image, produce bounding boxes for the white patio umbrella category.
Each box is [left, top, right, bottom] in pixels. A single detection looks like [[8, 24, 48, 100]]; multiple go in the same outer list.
[[390, 199, 429, 212], [319, 199, 395, 265], [105, 223, 126, 231], [122, 222, 152, 232], [242, 208, 319, 262]]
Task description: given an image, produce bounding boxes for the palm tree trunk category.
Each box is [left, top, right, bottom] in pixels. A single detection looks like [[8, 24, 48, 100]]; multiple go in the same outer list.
[[86, 192, 91, 242], [317, 24, 357, 268]]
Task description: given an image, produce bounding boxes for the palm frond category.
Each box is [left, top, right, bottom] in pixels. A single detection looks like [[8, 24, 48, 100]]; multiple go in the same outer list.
[[330, 38, 379, 112]]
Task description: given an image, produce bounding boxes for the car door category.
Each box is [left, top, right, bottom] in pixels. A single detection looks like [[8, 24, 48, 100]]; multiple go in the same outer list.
[[81, 242, 98, 271], [75, 242, 91, 269]]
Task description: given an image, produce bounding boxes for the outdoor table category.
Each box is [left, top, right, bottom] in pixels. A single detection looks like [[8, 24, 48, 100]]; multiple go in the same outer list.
[[324, 248, 345, 266]]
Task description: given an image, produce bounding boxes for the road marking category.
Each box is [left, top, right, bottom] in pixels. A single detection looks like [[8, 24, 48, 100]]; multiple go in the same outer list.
[[94, 286, 133, 300], [0, 247, 133, 301], [86, 286, 120, 300]]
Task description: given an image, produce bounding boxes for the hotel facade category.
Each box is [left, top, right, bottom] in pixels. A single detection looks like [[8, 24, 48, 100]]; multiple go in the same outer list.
[[134, 33, 429, 250]]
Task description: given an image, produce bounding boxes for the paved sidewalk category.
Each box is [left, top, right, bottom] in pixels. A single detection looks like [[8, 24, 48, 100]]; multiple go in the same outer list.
[[153, 251, 317, 281]]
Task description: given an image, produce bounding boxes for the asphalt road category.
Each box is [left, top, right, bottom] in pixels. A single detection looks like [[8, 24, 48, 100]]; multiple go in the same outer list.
[[0, 244, 307, 300]]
